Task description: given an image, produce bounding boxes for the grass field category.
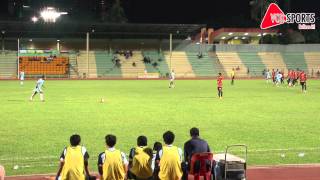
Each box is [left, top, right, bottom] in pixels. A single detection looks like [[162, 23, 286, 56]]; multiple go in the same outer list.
[[0, 79, 320, 176]]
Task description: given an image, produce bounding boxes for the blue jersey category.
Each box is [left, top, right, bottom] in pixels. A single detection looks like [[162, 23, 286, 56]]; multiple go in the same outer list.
[[34, 78, 45, 92], [20, 72, 25, 80], [276, 73, 282, 81]]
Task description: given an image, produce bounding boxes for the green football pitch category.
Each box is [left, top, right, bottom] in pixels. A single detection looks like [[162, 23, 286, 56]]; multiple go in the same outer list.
[[0, 79, 319, 175]]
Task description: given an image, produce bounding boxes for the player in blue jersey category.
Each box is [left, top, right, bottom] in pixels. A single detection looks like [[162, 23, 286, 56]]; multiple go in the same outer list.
[[30, 75, 45, 102], [20, 71, 25, 85]]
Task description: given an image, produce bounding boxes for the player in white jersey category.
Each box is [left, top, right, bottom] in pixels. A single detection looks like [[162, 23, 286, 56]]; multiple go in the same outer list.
[[20, 71, 25, 85], [276, 72, 282, 86], [30, 75, 45, 102], [169, 70, 175, 88]]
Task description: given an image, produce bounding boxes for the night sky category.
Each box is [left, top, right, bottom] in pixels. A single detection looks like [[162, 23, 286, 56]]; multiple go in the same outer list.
[[0, 0, 319, 27]]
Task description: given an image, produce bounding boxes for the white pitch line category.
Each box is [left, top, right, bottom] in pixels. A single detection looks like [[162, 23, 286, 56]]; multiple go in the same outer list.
[[0, 147, 319, 161]]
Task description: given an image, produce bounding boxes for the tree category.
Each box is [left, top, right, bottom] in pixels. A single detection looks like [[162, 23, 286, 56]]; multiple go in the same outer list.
[[250, 0, 279, 22], [106, 0, 127, 23], [303, 30, 320, 44]]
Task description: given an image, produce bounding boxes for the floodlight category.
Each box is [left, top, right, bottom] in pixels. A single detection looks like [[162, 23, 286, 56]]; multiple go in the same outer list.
[[31, 16, 38, 23], [40, 7, 67, 23]]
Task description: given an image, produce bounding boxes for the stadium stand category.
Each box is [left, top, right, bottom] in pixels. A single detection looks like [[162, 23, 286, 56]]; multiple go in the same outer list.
[[142, 50, 170, 77], [19, 56, 68, 76], [77, 51, 98, 78], [118, 51, 146, 78], [281, 52, 308, 72], [0, 52, 17, 79], [238, 52, 266, 77], [186, 52, 220, 77], [94, 51, 122, 77], [216, 52, 248, 77], [165, 51, 195, 77], [258, 52, 288, 73], [304, 52, 320, 75], [208, 52, 227, 75]]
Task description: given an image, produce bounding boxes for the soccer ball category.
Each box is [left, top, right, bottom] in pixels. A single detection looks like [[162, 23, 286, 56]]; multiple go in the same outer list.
[[100, 98, 105, 103]]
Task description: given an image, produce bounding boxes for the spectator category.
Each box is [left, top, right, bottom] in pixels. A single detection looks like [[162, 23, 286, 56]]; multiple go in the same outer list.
[[0, 165, 5, 180], [156, 131, 183, 180], [56, 134, 90, 180], [98, 134, 128, 180], [182, 127, 211, 180], [128, 135, 153, 180]]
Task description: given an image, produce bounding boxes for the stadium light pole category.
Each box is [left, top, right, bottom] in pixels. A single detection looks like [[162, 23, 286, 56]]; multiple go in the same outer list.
[[17, 38, 20, 78], [169, 33, 172, 71], [1, 30, 5, 52], [86, 32, 89, 78]]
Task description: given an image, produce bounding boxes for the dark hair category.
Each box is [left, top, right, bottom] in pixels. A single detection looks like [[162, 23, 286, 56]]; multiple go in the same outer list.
[[105, 134, 117, 147], [70, 134, 81, 146], [163, 131, 175, 145], [190, 127, 199, 137], [218, 73, 222, 76], [137, 135, 147, 146], [153, 141, 162, 152], [41, 75, 45, 79]]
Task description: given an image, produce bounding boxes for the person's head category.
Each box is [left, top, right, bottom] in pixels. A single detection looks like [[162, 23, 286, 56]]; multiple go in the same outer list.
[[163, 131, 175, 145], [105, 134, 117, 148], [70, 134, 81, 146], [172, 69, 174, 73], [218, 72, 222, 76], [153, 141, 162, 152], [190, 127, 199, 138], [232, 68, 234, 71], [137, 135, 147, 146], [41, 75, 45, 79]]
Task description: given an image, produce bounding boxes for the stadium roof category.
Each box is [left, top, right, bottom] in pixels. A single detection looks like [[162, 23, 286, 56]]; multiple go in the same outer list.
[[213, 28, 279, 41], [0, 21, 205, 39]]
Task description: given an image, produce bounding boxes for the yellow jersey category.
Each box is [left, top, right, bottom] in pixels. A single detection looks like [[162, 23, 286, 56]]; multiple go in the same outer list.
[[102, 149, 126, 180], [60, 146, 86, 180], [158, 146, 182, 180]]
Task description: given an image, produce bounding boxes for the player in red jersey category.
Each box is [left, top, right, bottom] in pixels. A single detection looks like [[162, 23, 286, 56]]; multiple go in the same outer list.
[[272, 69, 276, 84], [299, 71, 307, 93], [217, 73, 223, 99], [293, 70, 298, 86]]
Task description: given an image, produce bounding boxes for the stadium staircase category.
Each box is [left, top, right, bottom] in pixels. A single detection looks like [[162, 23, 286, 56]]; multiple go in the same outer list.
[[258, 52, 288, 73], [119, 51, 146, 78], [238, 52, 266, 77], [304, 52, 320, 75], [68, 53, 79, 78], [281, 52, 308, 72], [208, 52, 227, 76], [164, 51, 195, 77], [216, 52, 248, 77], [142, 51, 170, 77], [94, 52, 122, 77], [186, 52, 220, 77], [0, 51, 17, 79]]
